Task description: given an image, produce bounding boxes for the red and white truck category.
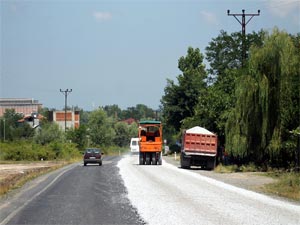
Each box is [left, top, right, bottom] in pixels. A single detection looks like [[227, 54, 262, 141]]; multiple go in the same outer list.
[[180, 126, 217, 170]]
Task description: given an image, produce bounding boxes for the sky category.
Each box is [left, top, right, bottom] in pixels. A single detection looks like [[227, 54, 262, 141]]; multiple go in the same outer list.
[[1, 0, 299, 111]]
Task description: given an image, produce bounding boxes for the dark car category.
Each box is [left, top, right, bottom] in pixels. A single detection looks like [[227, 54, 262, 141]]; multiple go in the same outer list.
[[83, 148, 103, 166]]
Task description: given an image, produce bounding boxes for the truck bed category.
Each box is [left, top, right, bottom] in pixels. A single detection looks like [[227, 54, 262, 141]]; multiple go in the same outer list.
[[183, 133, 217, 156]]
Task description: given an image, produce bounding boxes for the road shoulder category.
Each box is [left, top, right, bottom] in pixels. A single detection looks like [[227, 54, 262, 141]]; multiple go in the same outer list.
[[162, 155, 295, 202]]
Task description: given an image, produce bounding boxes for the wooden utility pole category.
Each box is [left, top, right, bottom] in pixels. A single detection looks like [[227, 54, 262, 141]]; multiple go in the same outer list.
[[227, 9, 260, 67], [60, 89, 72, 132]]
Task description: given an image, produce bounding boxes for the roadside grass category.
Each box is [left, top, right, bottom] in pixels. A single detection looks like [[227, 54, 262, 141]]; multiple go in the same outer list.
[[215, 164, 300, 201], [214, 164, 239, 173], [104, 146, 131, 156], [0, 160, 78, 196], [215, 163, 258, 173], [262, 172, 300, 201]]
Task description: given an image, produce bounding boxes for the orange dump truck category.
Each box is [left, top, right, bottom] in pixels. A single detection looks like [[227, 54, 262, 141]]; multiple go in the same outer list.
[[138, 120, 163, 165], [180, 126, 217, 170]]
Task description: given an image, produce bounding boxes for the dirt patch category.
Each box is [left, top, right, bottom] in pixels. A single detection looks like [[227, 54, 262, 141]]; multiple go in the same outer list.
[[0, 161, 68, 195]]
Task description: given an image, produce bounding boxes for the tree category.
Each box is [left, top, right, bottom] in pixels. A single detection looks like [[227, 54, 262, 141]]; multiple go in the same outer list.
[[88, 108, 115, 147], [181, 30, 265, 145], [183, 68, 240, 145], [114, 122, 130, 147], [205, 30, 265, 81], [226, 29, 300, 166], [34, 122, 64, 145], [0, 109, 28, 141], [103, 105, 122, 119], [128, 122, 138, 138], [120, 104, 155, 121], [66, 125, 88, 150], [161, 47, 207, 132]]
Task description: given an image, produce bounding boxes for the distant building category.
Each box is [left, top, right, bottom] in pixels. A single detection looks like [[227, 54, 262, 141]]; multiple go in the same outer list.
[[0, 98, 42, 117], [48, 110, 80, 130], [121, 118, 137, 125], [18, 113, 44, 129]]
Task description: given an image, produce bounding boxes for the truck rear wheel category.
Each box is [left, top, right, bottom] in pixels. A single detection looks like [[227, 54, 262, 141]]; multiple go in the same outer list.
[[180, 153, 190, 169], [152, 153, 157, 165], [157, 153, 162, 165], [145, 153, 151, 165], [139, 152, 144, 165], [207, 157, 216, 170]]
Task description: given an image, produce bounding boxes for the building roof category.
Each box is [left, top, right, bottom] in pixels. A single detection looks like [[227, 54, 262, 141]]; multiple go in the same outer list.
[[0, 98, 42, 105], [122, 118, 136, 125], [18, 114, 44, 122]]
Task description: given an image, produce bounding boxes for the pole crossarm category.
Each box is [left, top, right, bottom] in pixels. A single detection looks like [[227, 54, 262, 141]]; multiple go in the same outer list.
[[227, 9, 260, 67]]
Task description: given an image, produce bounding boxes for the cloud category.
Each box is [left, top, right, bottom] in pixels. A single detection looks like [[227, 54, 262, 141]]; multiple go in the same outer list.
[[93, 12, 112, 22], [268, 0, 300, 17], [200, 11, 218, 25]]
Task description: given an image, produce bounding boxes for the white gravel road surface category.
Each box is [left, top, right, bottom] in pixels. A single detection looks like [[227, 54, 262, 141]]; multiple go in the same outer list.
[[118, 154, 300, 225]]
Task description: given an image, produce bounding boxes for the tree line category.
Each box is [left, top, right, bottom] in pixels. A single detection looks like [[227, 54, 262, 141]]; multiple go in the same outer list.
[[1, 28, 299, 169], [0, 104, 157, 160], [161, 28, 300, 169]]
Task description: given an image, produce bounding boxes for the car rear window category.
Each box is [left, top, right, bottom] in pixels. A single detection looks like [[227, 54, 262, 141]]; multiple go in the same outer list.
[[86, 149, 92, 153], [94, 149, 100, 154], [85, 149, 101, 154]]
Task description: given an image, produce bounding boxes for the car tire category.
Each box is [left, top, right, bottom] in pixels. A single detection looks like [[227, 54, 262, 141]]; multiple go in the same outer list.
[[84, 163, 87, 166]]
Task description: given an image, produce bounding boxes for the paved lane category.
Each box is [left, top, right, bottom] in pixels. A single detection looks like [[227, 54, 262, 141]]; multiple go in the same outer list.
[[1, 156, 143, 225], [118, 154, 300, 225]]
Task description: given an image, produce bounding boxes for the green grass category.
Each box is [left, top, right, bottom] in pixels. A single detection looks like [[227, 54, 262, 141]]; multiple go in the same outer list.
[[215, 164, 300, 201], [263, 172, 300, 201]]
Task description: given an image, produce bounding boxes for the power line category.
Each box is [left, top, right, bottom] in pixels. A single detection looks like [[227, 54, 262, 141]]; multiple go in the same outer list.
[[60, 89, 72, 132], [227, 9, 260, 67]]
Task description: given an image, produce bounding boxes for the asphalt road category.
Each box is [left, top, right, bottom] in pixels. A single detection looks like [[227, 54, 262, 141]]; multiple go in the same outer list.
[[1, 154, 300, 225], [0, 156, 144, 225]]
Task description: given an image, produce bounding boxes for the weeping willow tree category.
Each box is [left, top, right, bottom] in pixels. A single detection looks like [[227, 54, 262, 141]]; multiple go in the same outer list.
[[226, 28, 300, 166]]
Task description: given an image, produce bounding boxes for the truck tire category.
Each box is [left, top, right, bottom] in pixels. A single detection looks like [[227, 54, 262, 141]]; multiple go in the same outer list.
[[145, 153, 151, 165], [180, 153, 190, 169], [158, 154, 162, 165], [207, 157, 216, 170], [139, 152, 144, 165], [152, 153, 157, 165]]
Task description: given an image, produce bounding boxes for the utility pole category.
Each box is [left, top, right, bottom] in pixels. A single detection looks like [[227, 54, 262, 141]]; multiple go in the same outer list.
[[227, 9, 260, 67], [60, 89, 72, 132], [3, 118, 5, 142]]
